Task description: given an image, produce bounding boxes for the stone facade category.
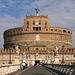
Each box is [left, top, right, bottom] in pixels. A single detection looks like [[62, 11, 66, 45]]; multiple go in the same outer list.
[[4, 15, 72, 49]]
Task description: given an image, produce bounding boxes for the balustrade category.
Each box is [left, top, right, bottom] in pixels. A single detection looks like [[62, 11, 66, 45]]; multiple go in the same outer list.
[[45, 63, 75, 75], [0, 64, 20, 75]]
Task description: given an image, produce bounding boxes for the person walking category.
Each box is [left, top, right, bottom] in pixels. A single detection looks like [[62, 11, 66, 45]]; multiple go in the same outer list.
[[22, 62, 25, 70], [20, 63, 22, 70], [25, 63, 27, 68]]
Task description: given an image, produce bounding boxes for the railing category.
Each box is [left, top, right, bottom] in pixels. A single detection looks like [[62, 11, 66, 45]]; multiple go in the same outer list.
[[45, 63, 75, 75], [0, 64, 20, 75]]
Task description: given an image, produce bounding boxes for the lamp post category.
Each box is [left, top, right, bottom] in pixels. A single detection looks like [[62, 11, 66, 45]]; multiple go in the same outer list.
[[61, 45, 64, 63], [9, 47, 12, 64], [48, 49, 51, 63]]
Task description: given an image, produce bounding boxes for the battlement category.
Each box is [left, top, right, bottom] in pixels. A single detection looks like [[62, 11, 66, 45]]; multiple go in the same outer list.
[[0, 48, 75, 54]]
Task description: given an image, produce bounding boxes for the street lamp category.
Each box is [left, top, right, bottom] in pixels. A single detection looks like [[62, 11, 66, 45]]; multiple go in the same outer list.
[[61, 45, 64, 63], [9, 47, 12, 64]]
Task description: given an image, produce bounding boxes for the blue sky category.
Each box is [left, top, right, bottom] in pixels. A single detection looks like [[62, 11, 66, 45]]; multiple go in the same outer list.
[[0, 0, 75, 48]]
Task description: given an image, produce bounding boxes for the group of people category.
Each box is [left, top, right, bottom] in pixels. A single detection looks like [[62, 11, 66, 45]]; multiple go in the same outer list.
[[20, 62, 27, 70]]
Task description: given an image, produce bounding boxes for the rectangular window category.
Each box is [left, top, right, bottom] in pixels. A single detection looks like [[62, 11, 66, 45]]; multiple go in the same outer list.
[[33, 21, 35, 25], [45, 25, 47, 28], [27, 21, 29, 25], [45, 21, 47, 25], [39, 21, 41, 25], [27, 25, 29, 28], [33, 27, 36, 30], [36, 27, 38, 30], [39, 27, 41, 30]]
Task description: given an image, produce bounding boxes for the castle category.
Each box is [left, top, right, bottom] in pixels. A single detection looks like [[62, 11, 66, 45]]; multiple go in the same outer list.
[[0, 9, 74, 65]]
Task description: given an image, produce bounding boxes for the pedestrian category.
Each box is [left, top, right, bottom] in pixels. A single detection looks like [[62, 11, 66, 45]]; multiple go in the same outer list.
[[25, 63, 27, 68], [34, 63, 36, 67], [22, 62, 25, 70], [20, 63, 22, 70]]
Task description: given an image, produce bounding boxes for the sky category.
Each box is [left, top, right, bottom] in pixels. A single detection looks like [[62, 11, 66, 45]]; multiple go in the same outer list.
[[0, 0, 75, 48]]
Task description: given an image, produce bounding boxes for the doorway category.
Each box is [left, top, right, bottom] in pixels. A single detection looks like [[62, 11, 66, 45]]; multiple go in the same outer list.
[[35, 60, 40, 65]]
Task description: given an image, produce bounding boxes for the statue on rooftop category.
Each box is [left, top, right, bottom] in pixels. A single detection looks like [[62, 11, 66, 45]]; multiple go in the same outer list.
[[35, 8, 40, 15]]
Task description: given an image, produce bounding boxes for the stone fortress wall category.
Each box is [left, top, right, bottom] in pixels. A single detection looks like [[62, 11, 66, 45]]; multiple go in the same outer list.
[[0, 48, 75, 64], [4, 15, 72, 49]]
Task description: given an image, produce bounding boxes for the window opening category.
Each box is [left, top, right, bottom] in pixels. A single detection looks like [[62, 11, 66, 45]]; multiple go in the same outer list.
[[39, 21, 41, 25], [27, 25, 29, 28], [55, 29, 57, 31], [68, 31, 70, 33], [33, 21, 35, 25], [59, 30, 61, 32], [36, 27, 38, 30], [33, 27, 36, 30], [51, 29, 53, 31], [27, 21, 29, 25], [39, 27, 41, 30], [36, 48, 38, 50], [63, 30, 66, 32], [45, 25, 47, 28], [45, 21, 47, 25]]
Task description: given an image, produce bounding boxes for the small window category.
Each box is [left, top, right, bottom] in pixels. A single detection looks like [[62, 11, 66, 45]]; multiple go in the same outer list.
[[36, 48, 38, 50], [39, 21, 41, 25], [33, 21, 35, 25], [46, 29, 48, 31], [51, 29, 53, 31], [21, 29, 23, 31], [68, 31, 70, 33], [63, 30, 66, 33], [36, 27, 38, 30], [55, 29, 57, 31], [39, 27, 41, 30], [59, 30, 61, 32], [27, 21, 29, 25], [26, 29, 27, 31], [45, 25, 47, 28], [27, 25, 29, 28], [74, 55, 75, 57], [33, 27, 36, 30], [45, 21, 47, 25]]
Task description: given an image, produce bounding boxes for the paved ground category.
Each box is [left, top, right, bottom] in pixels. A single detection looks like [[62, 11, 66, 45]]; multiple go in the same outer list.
[[8, 66, 55, 75], [18, 66, 54, 75]]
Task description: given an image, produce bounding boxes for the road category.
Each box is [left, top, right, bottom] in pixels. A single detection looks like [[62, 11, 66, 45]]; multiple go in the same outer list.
[[16, 66, 54, 75]]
